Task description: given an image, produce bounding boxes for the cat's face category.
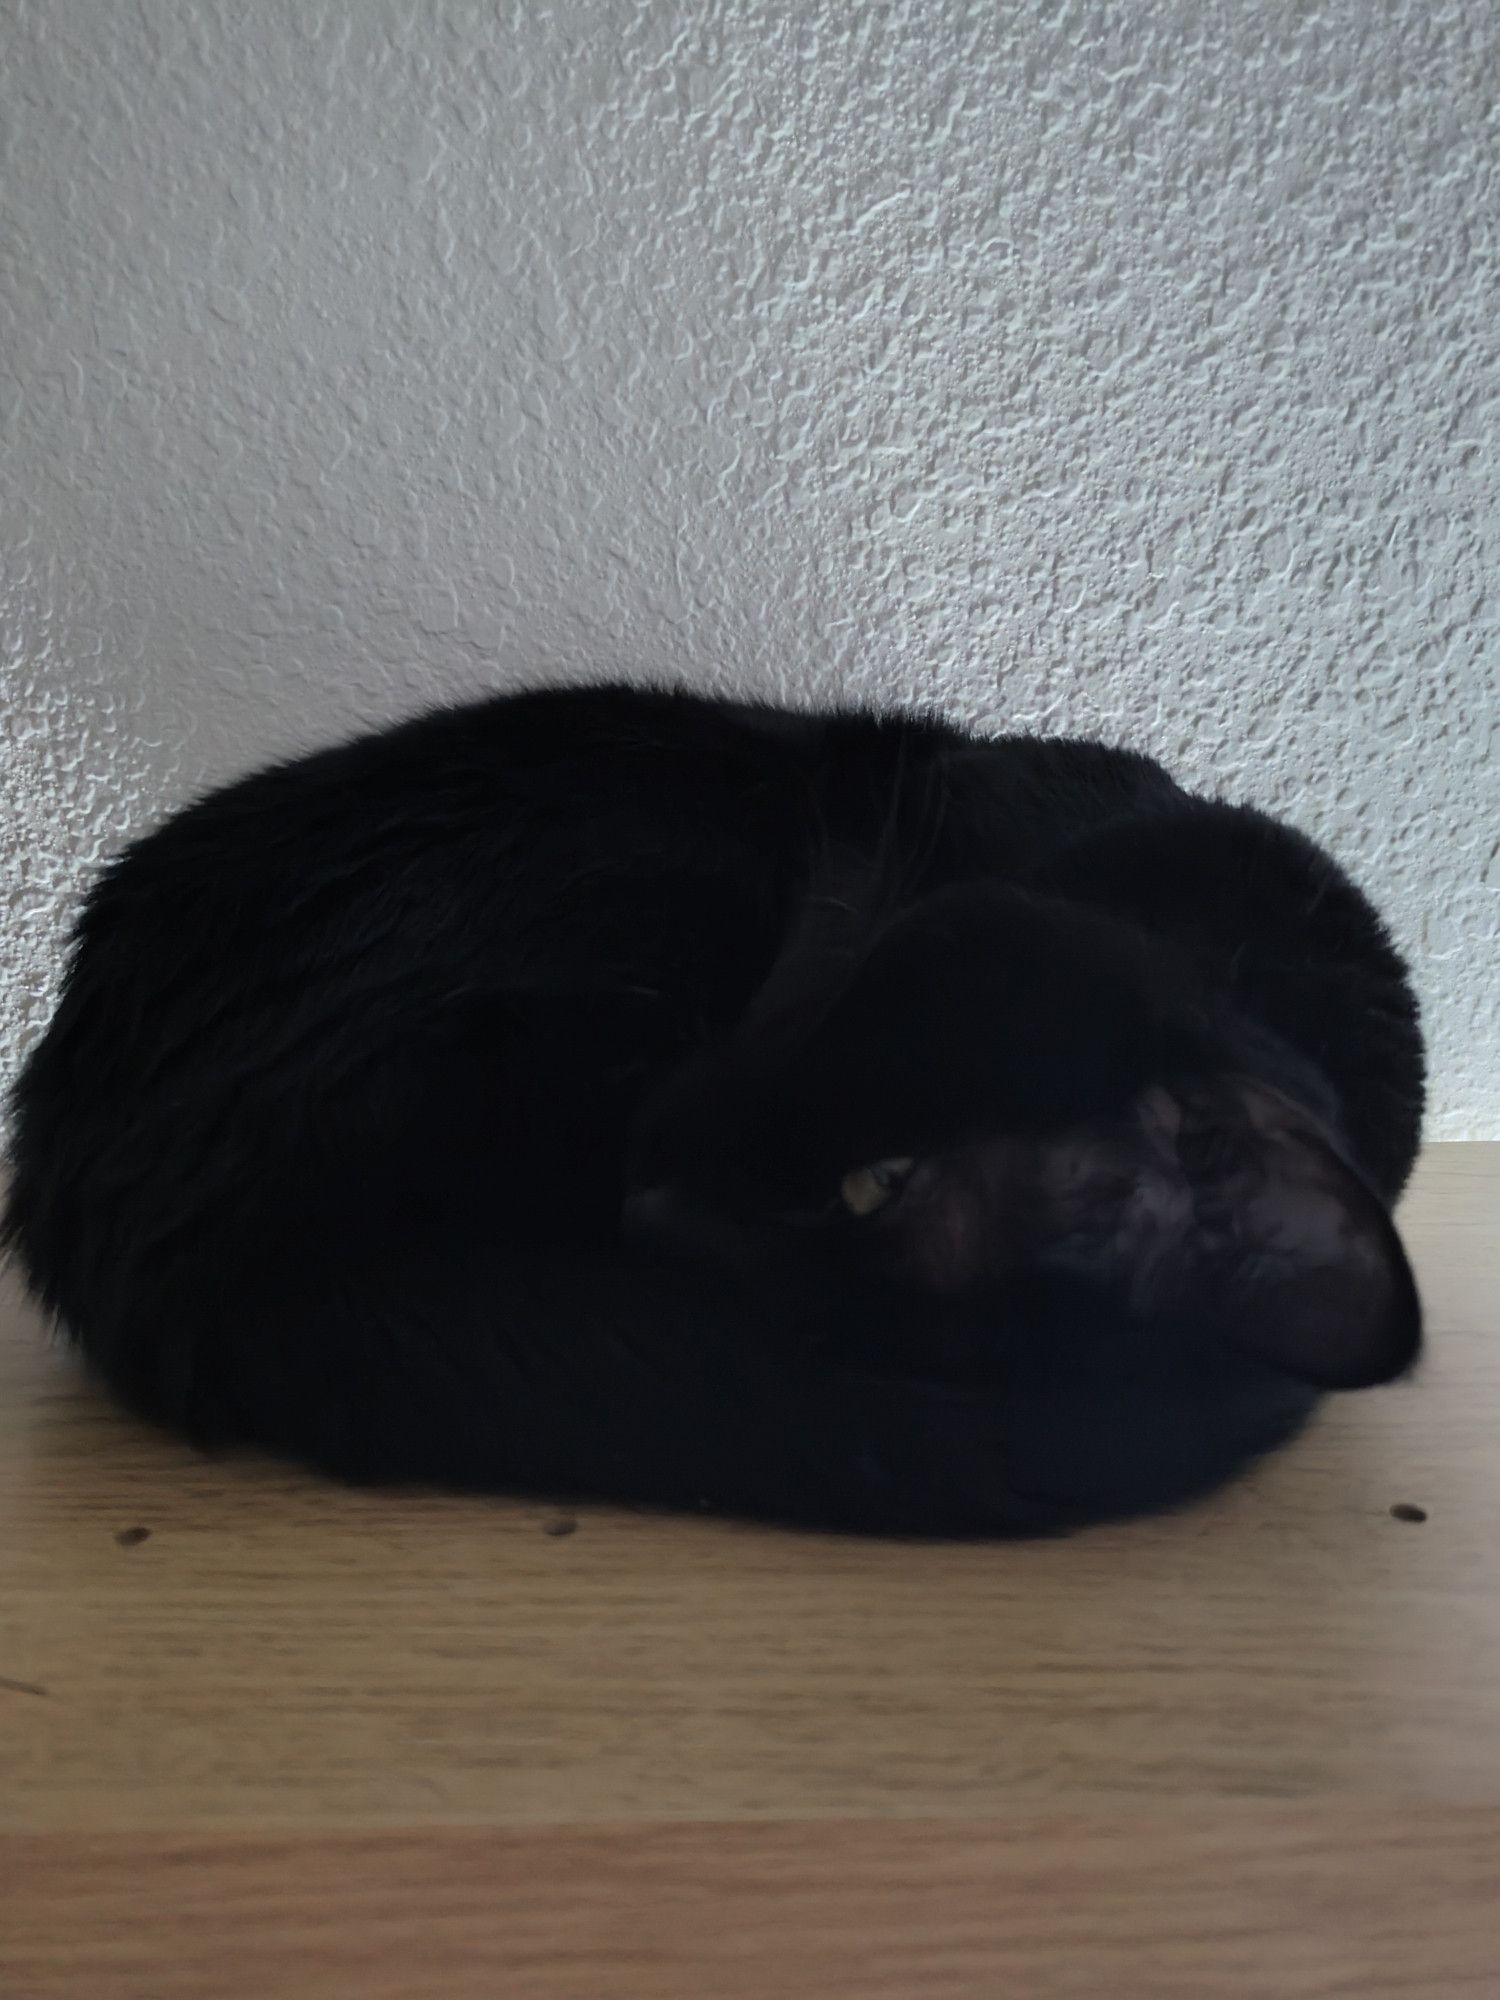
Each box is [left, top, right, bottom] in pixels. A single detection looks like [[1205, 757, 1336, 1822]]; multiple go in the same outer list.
[[627, 884, 1420, 1511]]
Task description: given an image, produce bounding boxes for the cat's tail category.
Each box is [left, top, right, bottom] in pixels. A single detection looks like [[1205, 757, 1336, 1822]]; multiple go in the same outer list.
[[54, 1229, 1315, 1539]]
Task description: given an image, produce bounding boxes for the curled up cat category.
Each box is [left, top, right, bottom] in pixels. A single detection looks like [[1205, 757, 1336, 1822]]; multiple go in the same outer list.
[[2, 684, 1425, 1536]]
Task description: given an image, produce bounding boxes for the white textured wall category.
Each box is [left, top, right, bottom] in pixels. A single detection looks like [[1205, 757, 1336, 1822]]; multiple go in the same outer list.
[[2, 1, 1496, 1133]]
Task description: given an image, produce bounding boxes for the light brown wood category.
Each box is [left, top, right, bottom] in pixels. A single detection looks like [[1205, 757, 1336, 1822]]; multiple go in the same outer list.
[[4, 1812, 1499, 1999], [2, 1144, 1498, 1995]]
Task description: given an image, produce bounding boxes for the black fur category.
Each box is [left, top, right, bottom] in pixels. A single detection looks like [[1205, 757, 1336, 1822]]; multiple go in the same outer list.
[[3, 684, 1425, 1535]]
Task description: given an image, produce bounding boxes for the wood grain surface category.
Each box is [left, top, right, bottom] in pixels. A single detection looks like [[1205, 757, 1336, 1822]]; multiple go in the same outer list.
[[2, 1145, 1498, 1996]]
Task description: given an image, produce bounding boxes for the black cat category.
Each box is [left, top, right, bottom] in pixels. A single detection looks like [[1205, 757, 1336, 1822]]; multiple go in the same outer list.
[[3, 684, 1424, 1535]]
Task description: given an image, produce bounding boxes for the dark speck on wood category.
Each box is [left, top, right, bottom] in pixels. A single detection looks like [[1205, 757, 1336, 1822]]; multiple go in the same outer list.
[[541, 1514, 578, 1538], [0, 1674, 49, 1698], [1390, 1502, 1428, 1523], [115, 1525, 152, 1547]]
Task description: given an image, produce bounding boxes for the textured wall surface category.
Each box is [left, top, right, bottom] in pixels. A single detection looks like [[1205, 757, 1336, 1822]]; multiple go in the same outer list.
[[2, 1, 1497, 1132]]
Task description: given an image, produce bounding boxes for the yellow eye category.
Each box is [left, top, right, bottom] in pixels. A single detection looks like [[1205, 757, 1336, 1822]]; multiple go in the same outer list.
[[840, 1157, 915, 1217]]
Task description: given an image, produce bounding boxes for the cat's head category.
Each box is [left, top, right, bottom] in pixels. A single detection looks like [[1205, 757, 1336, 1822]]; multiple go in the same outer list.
[[626, 884, 1420, 1518]]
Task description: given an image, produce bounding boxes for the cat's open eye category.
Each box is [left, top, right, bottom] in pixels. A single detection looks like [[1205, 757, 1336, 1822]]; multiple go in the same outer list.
[[840, 1157, 915, 1218]]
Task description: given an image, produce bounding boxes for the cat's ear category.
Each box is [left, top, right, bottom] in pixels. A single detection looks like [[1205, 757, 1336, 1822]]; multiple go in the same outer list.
[[1120, 1079, 1422, 1389]]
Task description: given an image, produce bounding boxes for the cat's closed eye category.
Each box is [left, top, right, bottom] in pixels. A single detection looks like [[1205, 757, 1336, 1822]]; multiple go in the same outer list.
[[840, 1157, 916, 1217]]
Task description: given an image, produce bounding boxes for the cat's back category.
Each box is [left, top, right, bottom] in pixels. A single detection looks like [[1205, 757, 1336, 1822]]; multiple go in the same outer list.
[[3, 686, 819, 1312], [79, 683, 802, 920], [16, 689, 1171, 1149]]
